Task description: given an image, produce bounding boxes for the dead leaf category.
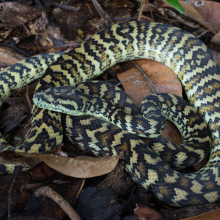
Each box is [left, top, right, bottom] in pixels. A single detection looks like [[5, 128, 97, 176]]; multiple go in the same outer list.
[[30, 161, 59, 181], [14, 151, 123, 178], [162, 203, 219, 219], [161, 1, 204, 20], [117, 59, 182, 144], [184, 208, 220, 220], [179, 2, 203, 20], [0, 2, 43, 28], [117, 60, 182, 104], [186, 0, 220, 30], [210, 31, 220, 47], [52, 2, 92, 41], [0, 46, 26, 67], [29, 146, 63, 181], [134, 204, 165, 220], [98, 163, 136, 195], [159, 1, 216, 34]]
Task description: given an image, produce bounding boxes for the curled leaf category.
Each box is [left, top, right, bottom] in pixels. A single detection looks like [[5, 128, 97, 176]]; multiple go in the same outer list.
[[17, 152, 123, 178]]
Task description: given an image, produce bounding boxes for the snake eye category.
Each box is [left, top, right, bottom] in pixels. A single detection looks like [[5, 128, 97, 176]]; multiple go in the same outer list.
[[53, 100, 60, 106]]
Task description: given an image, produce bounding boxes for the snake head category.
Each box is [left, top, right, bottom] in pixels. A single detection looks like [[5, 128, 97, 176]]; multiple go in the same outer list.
[[33, 86, 85, 116]]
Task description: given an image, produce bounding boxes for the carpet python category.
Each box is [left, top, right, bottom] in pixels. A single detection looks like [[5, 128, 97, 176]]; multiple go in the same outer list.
[[0, 21, 220, 207], [33, 80, 211, 170]]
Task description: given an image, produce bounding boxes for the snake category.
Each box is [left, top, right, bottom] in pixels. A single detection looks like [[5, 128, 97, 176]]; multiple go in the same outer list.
[[0, 20, 220, 207], [33, 80, 211, 170]]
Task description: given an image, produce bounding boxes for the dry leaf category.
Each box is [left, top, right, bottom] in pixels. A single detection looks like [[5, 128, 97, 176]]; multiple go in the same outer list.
[[184, 208, 220, 220], [134, 204, 165, 220], [187, 0, 220, 29], [17, 152, 123, 178], [0, 2, 43, 28], [210, 31, 220, 47], [161, 1, 204, 20], [117, 60, 182, 104], [30, 161, 59, 181], [0, 47, 26, 67], [159, 0, 216, 34]]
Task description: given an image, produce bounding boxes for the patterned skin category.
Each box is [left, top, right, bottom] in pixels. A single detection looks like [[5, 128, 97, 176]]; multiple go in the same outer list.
[[0, 21, 220, 206], [33, 81, 211, 170]]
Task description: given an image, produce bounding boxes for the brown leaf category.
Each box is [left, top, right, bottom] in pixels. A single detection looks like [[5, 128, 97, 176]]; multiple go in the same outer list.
[[117, 59, 182, 143], [0, 46, 26, 67], [16, 152, 123, 178], [163, 203, 219, 219], [117, 60, 182, 105], [186, 0, 220, 30], [29, 146, 62, 181], [184, 208, 220, 220], [161, 1, 204, 20], [30, 161, 59, 181], [160, 1, 216, 34], [134, 204, 165, 220], [179, 2, 203, 20], [210, 31, 220, 47], [98, 163, 136, 195], [0, 2, 43, 28]]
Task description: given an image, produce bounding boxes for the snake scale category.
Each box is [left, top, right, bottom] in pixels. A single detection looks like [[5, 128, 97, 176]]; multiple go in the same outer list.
[[33, 80, 211, 170], [0, 21, 220, 207]]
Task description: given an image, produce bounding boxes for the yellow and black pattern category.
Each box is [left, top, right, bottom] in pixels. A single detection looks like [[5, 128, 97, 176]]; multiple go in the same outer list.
[[33, 82, 167, 138], [0, 21, 220, 206], [48, 81, 210, 170]]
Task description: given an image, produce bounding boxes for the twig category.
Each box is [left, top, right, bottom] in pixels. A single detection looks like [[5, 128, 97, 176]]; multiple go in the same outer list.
[[138, 0, 147, 21], [86, 1, 93, 15], [112, 17, 138, 21], [48, 3, 80, 11], [91, 0, 113, 26], [34, 186, 81, 220], [0, 42, 30, 58], [8, 166, 21, 220], [19, 42, 79, 51], [25, 83, 33, 110], [130, 61, 156, 94]]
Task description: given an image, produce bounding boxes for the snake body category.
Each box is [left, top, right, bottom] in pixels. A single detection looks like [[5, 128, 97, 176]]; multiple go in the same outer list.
[[0, 21, 220, 206], [34, 81, 211, 170], [33, 84, 167, 138]]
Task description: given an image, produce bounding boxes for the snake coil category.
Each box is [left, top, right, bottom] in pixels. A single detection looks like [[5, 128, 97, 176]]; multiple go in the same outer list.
[[0, 21, 220, 207]]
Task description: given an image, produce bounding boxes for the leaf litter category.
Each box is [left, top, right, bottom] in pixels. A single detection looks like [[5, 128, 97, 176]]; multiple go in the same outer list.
[[0, 0, 219, 219]]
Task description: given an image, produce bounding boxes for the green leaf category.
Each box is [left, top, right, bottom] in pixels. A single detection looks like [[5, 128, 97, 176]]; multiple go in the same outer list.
[[165, 0, 186, 15], [14, 136, 22, 141]]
